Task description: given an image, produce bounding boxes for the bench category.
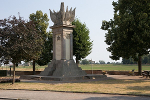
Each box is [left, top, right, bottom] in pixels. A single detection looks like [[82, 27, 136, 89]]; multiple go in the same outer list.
[[142, 71, 150, 78]]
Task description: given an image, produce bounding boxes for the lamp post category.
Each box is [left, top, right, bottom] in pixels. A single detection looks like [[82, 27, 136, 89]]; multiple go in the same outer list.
[[91, 59, 93, 74]]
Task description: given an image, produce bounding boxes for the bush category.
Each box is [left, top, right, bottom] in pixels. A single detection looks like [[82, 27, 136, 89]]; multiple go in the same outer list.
[[0, 70, 7, 76]]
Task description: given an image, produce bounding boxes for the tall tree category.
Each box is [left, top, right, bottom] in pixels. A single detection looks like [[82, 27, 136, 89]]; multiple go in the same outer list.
[[0, 15, 43, 84], [72, 19, 93, 65], [29, 10, 51, 74], [101, 0, 150, 75], [36, 31, 53, 66], [29, 10, 49, 37]]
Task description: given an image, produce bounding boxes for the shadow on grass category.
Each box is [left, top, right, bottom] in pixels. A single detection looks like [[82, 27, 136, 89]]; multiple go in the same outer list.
[[81, 79, 147, 85], [82, 95, 150, 100], [127, 86, 150, 91], [20, 77, 150, 85]]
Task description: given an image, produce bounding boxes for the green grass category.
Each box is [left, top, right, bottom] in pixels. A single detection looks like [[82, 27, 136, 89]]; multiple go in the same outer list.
[[0, 65, 47, 71], [1, 64, 150, 71], [79, 64, 150, 71]]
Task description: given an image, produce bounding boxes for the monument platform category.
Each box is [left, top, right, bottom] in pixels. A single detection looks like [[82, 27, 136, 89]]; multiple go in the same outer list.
[[20, 74, 107, 81]]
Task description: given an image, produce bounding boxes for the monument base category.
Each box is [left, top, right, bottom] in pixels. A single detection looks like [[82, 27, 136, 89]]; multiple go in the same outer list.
[[20, 60, 107, 81], [20, 74, 107, 81], [40, 59, 87, 77]]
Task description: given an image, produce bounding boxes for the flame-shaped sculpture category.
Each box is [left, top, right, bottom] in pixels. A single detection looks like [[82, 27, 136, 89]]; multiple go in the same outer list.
[[50, 2, 75, 26]]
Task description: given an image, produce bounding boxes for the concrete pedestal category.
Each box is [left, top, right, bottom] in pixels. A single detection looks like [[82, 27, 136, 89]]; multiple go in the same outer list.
[[40, 60, 86, 77], [21, 74, 107, 81]]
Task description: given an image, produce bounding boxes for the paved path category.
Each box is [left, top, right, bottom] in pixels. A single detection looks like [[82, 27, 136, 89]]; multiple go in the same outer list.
[[0, 90, 150, 100]]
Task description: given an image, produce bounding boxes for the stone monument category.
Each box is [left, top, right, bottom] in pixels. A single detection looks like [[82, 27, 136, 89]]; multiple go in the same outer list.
[[40, 2, 87, 80]]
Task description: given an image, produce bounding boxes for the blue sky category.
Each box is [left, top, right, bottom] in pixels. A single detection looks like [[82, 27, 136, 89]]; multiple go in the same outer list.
[[0, 0, 121, 63]]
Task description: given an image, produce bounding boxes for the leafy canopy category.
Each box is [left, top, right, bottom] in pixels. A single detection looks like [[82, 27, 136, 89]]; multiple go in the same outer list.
[[29, 10, 53, 66], [29, 10, 49, 38], [101, 0, 150, 61], [72, 19, 93, 63], [36, 32, 53, 66], [0, 15, 44, 64]]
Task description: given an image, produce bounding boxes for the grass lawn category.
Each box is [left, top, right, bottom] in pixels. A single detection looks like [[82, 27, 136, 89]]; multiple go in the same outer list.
[[0, 79, 150, 96], [80, 64, 150, 71], [0, 64, 150, 71], [0, 65, 47, 71]]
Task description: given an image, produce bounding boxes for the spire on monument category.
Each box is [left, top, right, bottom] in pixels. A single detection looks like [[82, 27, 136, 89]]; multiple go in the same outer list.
[[50, 2, 76, 26]]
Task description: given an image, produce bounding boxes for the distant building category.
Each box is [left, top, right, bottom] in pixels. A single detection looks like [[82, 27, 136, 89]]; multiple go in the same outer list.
[[89, 60, 95, 64]]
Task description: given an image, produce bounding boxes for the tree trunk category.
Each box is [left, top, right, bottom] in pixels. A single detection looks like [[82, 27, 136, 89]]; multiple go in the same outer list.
[[138, 56, 142, 75], [12, 63, 16, 84], [33, 60, 35, 75], [76, 58, 79, 66]]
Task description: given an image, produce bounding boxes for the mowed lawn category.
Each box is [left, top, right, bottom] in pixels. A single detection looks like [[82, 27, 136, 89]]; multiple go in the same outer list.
[[0, 65, 47, 71], [80, 64, 150, 71], [0, 64, 150, 71]]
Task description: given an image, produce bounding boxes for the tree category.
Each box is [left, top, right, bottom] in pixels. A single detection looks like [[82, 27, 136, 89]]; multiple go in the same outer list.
[[81, 59, 89, 65], [29, 10, 51, 74], [72, 19, 93, 65], [0, 15, 43, 84], [29, 10, 49, 37], [142, 55, 148, 64], [107, 62, 110, 64], [101, 0, 150, 75], [36, 32, 53, 66], [99, 60, 105, 64], [122, 55, 150, 64], [148, 54, 150, 64], [122, 57, 136, 64]]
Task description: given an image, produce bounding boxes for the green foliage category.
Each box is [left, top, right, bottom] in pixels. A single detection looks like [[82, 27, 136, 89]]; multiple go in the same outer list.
[[29, 10, 53, 66], [36, 32, 53, 66], [122, 57, 137, 64], [99, 60, 106, 64], [142, 55, 149, 64], [81, 59, 89, 65], [123, 54, 150, 64], [101, 0, 150, 75], [101, 0, 150, 60], [107, 62, 111, 64], [0, 70, 7, 76], [29, 10, 49, 38], [122, 54, 150, 64], [0, 15, 44, 64], [72, 19, 93, 64], [0, 15, 44, 84]]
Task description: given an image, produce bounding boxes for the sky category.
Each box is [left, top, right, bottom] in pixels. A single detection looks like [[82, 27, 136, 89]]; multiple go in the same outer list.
[[0, 0, 121, 63]]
